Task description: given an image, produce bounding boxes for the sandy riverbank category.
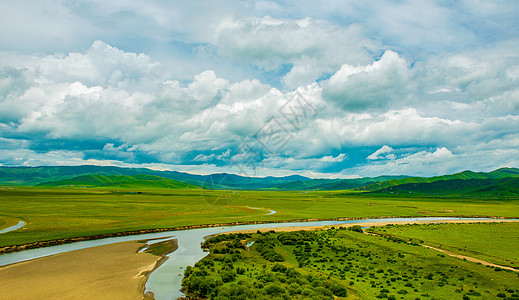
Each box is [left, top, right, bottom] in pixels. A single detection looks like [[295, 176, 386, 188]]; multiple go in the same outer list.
[[0, 240, 163, 300], [228, 218, 519, 234]]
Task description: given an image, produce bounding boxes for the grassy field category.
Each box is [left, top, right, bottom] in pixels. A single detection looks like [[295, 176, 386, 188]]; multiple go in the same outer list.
[[0, 186, 518, 247], [0, 215, 20, 231], [182, 228, 519, 299], [369, 222, 519, 269]]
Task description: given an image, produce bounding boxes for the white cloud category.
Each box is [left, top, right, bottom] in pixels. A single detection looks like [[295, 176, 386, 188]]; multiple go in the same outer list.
[[367, 145, 394, 160], [1, 0, 519, 180], [320, 153, 347, 163], [322, 50, 412, 112], [216, 16, 377, 88]]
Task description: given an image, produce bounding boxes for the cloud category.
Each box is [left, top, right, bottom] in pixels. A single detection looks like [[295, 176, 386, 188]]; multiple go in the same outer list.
[[347, 143, 519, 178], [2, 38, 518, 178], [322, 50, 412, 112], [320, 153, 347, 163], [216, 16, 377, 88], [367, 145, 394, 160], [348, 147, 456, 177], [1, 1, 519, 178]]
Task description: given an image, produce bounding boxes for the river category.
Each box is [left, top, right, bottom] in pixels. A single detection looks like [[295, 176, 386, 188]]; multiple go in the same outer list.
[[0, 221, 25, 234], [0, 217, 501, 299]]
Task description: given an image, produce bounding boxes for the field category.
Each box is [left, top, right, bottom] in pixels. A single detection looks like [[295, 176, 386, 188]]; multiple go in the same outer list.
[[0, 186, 518, 247], [0, 215, 20, 231], [182, 226, 519, 300], [369, 222, 519, 268]]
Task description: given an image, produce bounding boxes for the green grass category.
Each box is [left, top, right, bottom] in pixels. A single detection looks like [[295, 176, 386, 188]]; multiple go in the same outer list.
[[183, 227, 519, 299], [144, 239, 178, 256], [370, 222, 519, 268], [0, 215, 20, 230], [0, 187, 518, 247], [38, 174, 200, 189]]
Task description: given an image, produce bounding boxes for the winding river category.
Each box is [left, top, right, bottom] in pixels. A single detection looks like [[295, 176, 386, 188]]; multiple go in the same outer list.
[[0, 221, 25, 234], [0, 217, 504, 299]]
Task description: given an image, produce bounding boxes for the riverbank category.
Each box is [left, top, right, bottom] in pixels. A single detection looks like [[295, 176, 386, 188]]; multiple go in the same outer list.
[[0, 215, 512, 254], [1, 218, 514, 299], [226, 218, 519, 234], [0, 240, 173, 300]]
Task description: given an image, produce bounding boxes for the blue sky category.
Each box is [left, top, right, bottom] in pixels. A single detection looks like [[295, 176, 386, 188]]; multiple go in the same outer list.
[[1, 0, 518, 178]]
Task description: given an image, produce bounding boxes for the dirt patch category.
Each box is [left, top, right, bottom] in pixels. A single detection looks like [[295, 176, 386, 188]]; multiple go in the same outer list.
[[0, 241, 162, 299]]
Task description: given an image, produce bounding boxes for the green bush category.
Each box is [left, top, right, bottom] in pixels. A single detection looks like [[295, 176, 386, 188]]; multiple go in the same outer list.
[[348, 225, 364, 233], [221, 269, 236, 283], [263, 283, 286, 296]]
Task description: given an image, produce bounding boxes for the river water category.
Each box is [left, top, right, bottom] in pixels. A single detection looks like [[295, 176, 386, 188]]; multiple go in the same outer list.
[[0, 217, 498, 299], [0, 221, 25, 234]]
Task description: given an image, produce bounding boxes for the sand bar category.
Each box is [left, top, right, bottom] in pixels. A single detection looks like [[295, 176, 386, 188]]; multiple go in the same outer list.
[[0, 240, 161, 300]]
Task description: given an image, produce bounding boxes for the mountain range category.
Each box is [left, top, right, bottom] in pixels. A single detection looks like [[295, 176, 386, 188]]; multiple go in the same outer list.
[[0, 165, 518, 196]]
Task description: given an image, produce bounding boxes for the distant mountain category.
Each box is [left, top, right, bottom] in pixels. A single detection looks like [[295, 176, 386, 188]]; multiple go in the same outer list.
[[0, 165, 169, 186], [0, 165, 311, 190], [272, 175, 408, 191], [199, 173, 311, 189], [357, 168, 519, 192], [38, 174, 199, 189], [1, 165, 517, 193]]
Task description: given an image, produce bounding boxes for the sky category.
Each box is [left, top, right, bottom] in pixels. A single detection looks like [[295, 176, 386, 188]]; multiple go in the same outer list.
[[0, 0, 518, 178]]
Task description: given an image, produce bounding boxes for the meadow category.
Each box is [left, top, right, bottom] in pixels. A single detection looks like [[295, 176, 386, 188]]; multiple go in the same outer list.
[[369, 222, 519, 268], [0, 186, 518, 247], [182, 226, 519, 299]]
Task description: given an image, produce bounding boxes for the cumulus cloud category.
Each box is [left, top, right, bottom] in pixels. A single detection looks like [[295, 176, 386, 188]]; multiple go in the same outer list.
[[322, 50, 412, 112], [367, 145, 394, 160], [349, 147, 456, 177], [216, 16, 377, 88], [2, 1, 519, 178], [2, 37, 518, 178]]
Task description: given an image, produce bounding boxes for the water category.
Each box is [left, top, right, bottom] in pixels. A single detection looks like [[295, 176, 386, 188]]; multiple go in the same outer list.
[[0, 221, 25, 234], [0, 217, 498, 299]]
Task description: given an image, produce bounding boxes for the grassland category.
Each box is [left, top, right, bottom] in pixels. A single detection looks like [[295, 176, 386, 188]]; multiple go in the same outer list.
[[0, 186, 518, 248], [0, 215, 20, 230], [182, 227, 519, 299], [369, 222, 519, 268]]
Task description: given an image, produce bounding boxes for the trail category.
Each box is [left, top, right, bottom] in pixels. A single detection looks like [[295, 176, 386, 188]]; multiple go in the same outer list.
[[361, 220, 519, 273], [421, 244, 519, 273]]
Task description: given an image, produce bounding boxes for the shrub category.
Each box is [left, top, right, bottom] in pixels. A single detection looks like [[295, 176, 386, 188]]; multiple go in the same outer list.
[[271, 263, 287, 273], [348, 225, 364, 233], [288, 283, 302, 295], [264, 283, 286, 296], [286, 268, 300, 278], [220, 270, 236, 283]]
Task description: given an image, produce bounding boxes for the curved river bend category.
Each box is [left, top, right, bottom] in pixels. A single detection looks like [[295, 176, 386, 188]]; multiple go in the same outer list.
[[0, 217, 502, 299], [0, 221, 25, 234]]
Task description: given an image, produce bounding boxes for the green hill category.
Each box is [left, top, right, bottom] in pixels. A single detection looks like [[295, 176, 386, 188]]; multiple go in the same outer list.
[[1, 165, 518, 192], [272, 176, 407, 191], [38, 174, 200, 189], [0, 166, 311, 190], [370, 175, 519, 197], [470, 177, 519, 197], [357, 167, 519, 192]]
